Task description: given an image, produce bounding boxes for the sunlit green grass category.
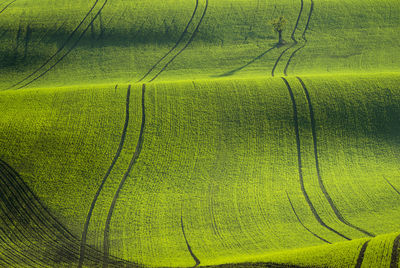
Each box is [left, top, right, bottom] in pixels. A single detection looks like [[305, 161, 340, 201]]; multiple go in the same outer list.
[[1, 74, 399, 266], [0, 0, 399, 266], [0, 0, 399, 89]]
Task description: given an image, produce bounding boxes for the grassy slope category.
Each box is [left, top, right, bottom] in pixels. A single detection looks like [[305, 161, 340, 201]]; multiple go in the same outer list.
[[0, 0, 399, 267], [0, 0, 399, 89], [0, 74, 399, 267]]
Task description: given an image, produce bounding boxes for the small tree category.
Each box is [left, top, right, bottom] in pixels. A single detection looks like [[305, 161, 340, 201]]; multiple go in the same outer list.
[[271, 16, 287, 45]]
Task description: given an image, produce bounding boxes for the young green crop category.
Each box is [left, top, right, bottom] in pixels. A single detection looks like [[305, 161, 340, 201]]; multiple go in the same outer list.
[[0, 0, 399, 89], [0, 74, 399, 266]]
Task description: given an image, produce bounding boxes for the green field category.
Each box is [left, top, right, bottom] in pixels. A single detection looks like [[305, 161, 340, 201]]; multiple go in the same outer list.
[[0, 0, 399, 267]]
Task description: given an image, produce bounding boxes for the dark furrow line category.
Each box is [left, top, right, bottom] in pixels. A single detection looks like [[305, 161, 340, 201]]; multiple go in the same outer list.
[[296, 76, 375, 238], [0, 249, 14, 268], [181, 211, 201, 267], [218, 45, 277, 77], [16, 0, 109, 89], [102, 84, 146, 268], [149, 0, 208, 82], [281, 77, 351, 241], [0, 164, 80, 263], [271, 0, 303, 77], [0, 159, 76, 242], [383, 176, 400, 196], [0, 231, 23, 268], [0, 211, 40, 267], [286, 192, 331, 244], [8, 0, 100, 89], [355, 240, 369, 268], [78, 85, 131, 268], [0, 167, 66, 264], [0, 229, 36, 268], [0, 158, 135, 266], [0, 152, 138, 264], [0, 0, 16, 15], [0, 157, 93, 261], [0, 160, 89, 261], [283, 0, 314, 76], [391, 234, 400, 268], [137, 0, 199, 83]]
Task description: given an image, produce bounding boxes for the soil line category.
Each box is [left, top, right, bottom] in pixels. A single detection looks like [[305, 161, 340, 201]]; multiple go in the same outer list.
[[281, 77, 351, 241], [296, 76, 375, 238], [286, 192, 331, 244], [9, 0, 100, 89], [355, 240, 369, 268], [137, 0, 199, 83], [78, 85, 131, 268], [383, 176, 400, 196], [284, 0, 314, 76], [181, 209, 201, 267], [271, 0, 303, 77], [148, 0, 208, 82], [0, 0, 16, 15], [391, 234, 400, 268], [102, 84, 146, 268], [16, 0, 109, 89]]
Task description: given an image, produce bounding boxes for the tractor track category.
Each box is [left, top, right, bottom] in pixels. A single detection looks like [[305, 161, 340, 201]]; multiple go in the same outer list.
[[0, 162, 77, 264], [8, 0, 100, 89], [391, 234, 400, 268], [218, 45, 277, 77], [0, 0, 16, 15], [148, 0, 208, 82], [286, 192, 331, 244], [78, 85, 132, 268], [0, 158, 113, 264], [281, 77, 351, 241], [13, 0, 109, 89], [137, 0, 199, 83], [0, 158, 135, 266], [271, 0, 303, 77], [296, 76, 375, 238], [181, 210, 201, 268], [355, 240, 369, 268], [102, 84, 146, 268], [0, 161, 101, 264], [283, 0, 314, 76], [0, 160, 93, 264], [383, 176, 400, 196]]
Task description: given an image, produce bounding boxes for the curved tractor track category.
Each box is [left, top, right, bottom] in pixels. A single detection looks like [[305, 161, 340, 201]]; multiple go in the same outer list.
[[102, 83, 146, 268], [9, 0, 109, 90], [137, 0, 199, 83], [271, 0, 304, 77], [286, 192, 331, 244], [181, 210, 201, 268], [0, 0, 16, 15], [142, 0, 209, 83], [355, 240, 370, 268], [0, 158, 134, 267], [78, 85, 133, 268], [296, 76, 375, 238], [385, 178, 400, 268], [281, 77, 351, 241], [283, 0, 314, 76]]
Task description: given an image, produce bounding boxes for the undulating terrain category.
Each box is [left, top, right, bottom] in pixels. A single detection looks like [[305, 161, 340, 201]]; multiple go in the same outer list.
[[0, 0, 399, 267]]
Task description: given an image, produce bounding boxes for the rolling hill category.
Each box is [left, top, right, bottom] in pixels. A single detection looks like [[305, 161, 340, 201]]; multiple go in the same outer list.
[[0, 0, 399, 267]]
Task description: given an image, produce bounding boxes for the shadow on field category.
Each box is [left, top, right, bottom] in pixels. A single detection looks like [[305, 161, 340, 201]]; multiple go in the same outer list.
[[215, 45, 277, 77], [201, 262, 312, 268], [0, 158, 138, 267]]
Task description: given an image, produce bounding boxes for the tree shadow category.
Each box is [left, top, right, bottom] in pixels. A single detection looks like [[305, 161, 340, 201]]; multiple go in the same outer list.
[[214, 44, 278, 77]]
